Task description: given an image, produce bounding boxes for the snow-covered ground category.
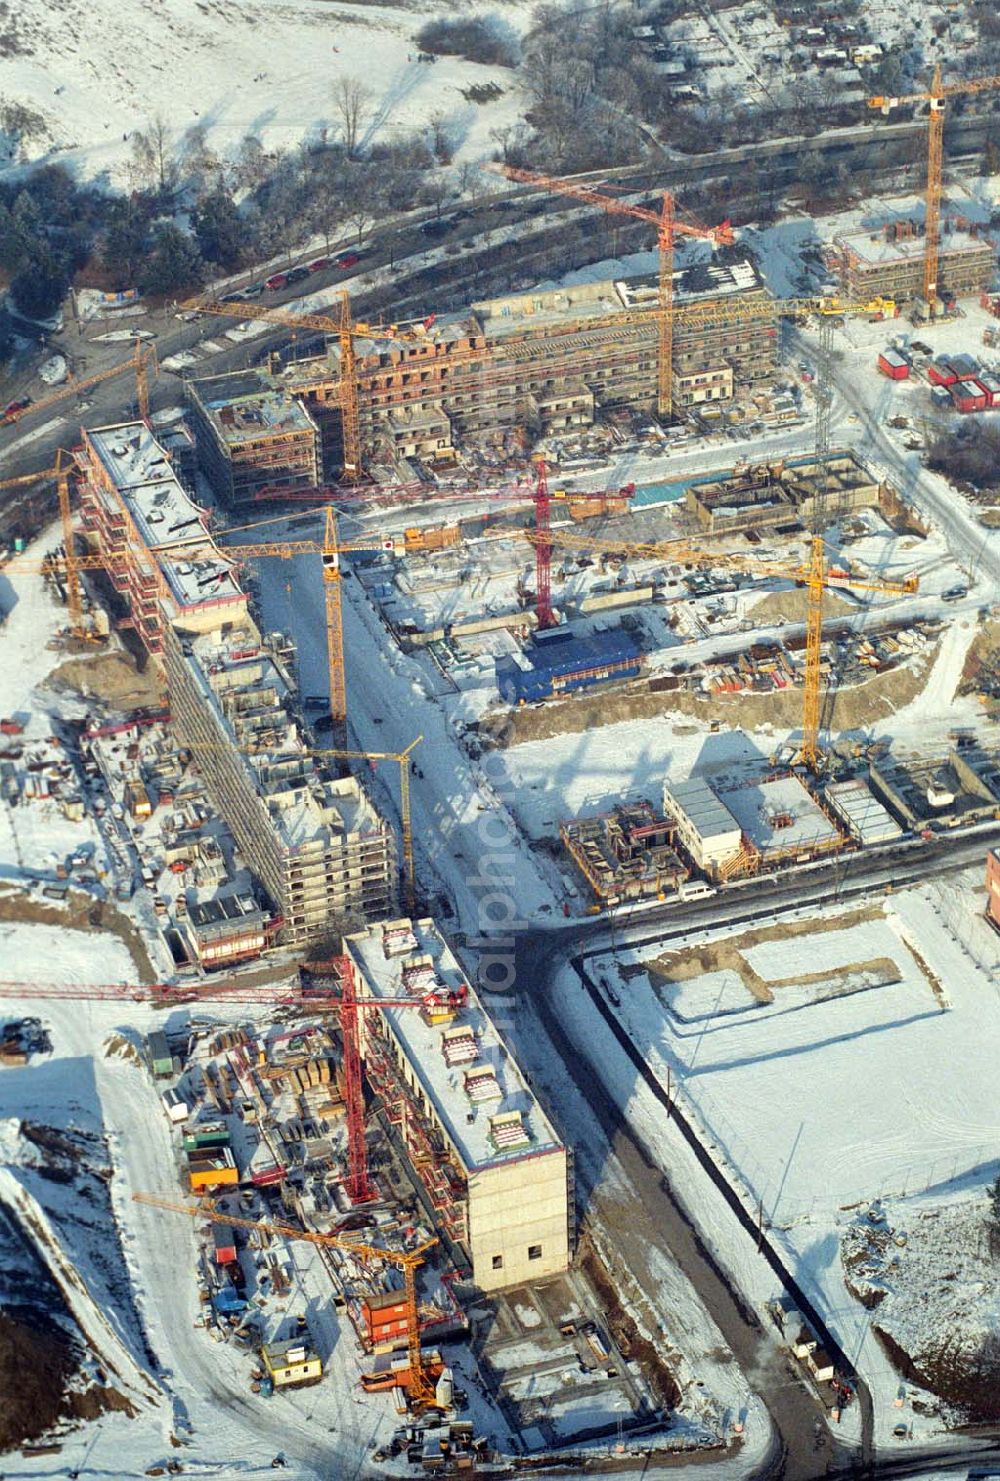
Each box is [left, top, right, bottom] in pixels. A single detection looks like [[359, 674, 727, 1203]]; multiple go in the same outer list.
[[583, 868, 1000, 1444], [0, 0, 533, 184]]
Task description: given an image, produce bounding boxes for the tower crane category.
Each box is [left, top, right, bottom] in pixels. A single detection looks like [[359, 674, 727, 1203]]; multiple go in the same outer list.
[[218, 506, 397, 740], [1, 337, 157, 428], [0, 449, 96, 639], [182, 290, 445, 482], [494, 165, 735, 422], [868, 66, 1000, 307], [532, 523, 918, 769], [186, 736, 424, 917], [131, 1191, 440, 1409], [295, 955, 468, 1211]]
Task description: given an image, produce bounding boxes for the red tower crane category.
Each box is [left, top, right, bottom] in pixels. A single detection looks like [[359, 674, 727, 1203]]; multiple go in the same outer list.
[[533, 457, 555, 630], [299, 956, 467, 1205]]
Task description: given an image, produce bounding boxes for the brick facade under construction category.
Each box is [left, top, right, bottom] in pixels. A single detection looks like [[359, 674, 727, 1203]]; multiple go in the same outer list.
[[187, 370, 322, 508], [194, 250, 777, 481]]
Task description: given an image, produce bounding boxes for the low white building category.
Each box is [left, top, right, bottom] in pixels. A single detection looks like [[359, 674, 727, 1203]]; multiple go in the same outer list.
[[662, 777, 742, 873]]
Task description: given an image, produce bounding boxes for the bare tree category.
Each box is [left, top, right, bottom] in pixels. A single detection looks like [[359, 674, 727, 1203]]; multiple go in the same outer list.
[[428, 110, 453, 165], [334, 77, 374, 158], [131, 115, 175, 193], [346, 205, 374, 244]]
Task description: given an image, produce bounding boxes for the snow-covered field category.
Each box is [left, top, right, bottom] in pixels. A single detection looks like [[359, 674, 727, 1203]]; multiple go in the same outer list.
[[586, 869, 1000, 1440], [0, 0, 533, 184]]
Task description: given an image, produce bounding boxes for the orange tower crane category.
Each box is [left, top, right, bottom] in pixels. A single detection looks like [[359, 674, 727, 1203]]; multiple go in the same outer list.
[[535, 524, 918, 769], [0, 450, 95, 638], [182, 290, 443, 482], [494, 165, 735, 421], [868, 67, 1000, 306], [131, 1191, 440, 1409]]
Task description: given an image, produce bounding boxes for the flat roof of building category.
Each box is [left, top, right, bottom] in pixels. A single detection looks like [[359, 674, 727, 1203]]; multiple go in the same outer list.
[[717, 774, 840, 855], [160, 548, 245, 609], [616, 249, 766, 308], [196, 388, 316, 446], [87, 423, 211, 549], [664, 776, 741, 839], [824, 778, 902, 845], [473, 250, 768, 339], [345, 917, 564, 1174], [189, 891, 266, 931], [838, 228, 993, 267]]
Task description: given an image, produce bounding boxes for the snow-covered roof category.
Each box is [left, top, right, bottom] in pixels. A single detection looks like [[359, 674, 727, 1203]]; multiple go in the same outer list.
[[87, 423, 209, 549], [197, 388, 317, 446], [824, 779, 902, 845], [838, 228, 993, 267], [717, 774, 840, 855], [160, 549, 245, 610], [664, 777, 740, 840], [345, 917, 564, 1174]]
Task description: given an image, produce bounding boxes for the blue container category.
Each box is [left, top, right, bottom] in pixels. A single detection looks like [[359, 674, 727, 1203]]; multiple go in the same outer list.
[[496, 627, 642, 704]]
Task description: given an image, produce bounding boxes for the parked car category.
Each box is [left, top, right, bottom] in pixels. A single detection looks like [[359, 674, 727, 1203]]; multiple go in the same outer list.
[[307, 257, 331, 274], [419, 218, 451, 238], [265, 272, 288, 291], [243, 282, 264, 297], [335, 251, 360, 269], [2, 396, 31, 421], [221, 291, 245, 303], [285, 265, 309, 284]]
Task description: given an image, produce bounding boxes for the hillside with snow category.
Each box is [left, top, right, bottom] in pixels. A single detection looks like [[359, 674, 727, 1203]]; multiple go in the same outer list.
[[0, 0, 532, 184]]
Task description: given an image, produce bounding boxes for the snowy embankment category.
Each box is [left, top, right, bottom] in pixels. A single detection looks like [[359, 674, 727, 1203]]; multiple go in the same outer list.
[[0, 0, 533, 184]]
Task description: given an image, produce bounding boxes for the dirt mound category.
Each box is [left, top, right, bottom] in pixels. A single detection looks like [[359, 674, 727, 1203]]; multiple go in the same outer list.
[[841, 1196, 1000, 1423], [486, 645, 937, 748], [48, 651, 163, 707], [0, 1306, 74, 1449]]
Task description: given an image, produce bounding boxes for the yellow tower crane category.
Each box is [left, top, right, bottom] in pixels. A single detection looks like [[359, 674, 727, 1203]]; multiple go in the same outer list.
[[493, 164, 735, 422], [221, 507, 394, 740], [533, 524, 917, 769], [0, 449, 98, 638], [868, 66, 1000, 307], [131, 1190, 439, 1409], [181, 290, 443, 482], [1, 337, 157, 429], [185, 736, 424, 915]]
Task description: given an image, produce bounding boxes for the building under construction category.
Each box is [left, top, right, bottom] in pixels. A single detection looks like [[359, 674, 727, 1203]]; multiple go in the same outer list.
[[163, 622, 397, 944], [78, 420, 397, 945], [189, 250, 777, 493], [686, 451, 883, 535], [345, 916, 573, 1293], [80, 423, 248, 652], [832, 224, 994, 303], [186, 370, 322, 507]]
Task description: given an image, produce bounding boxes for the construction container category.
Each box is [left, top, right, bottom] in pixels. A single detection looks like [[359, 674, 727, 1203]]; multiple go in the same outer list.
[[162, 1088, 190, 1124], [951, 379, 988, 414], [181, 1120, 231, 1151], [494, 627, 643, 705], [212, 1223, 238, 1265], [187, 1146, 239, 1191], [877, 349, 910, 380], [147, 1030, 174, 1078], [927, 358, 959, 387]]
